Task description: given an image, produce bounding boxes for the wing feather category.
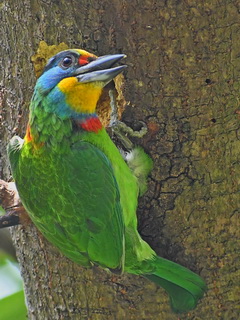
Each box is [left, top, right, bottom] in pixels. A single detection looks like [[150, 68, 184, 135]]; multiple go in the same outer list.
[[10, 139, 125, 272]]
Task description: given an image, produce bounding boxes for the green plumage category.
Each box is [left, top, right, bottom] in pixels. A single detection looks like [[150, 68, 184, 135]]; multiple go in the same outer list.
[[8, 49, 206, 313], [10, 136, 124, 269]]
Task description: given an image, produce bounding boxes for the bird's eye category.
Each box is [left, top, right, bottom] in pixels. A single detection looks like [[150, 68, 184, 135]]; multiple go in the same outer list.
[[61, 56, 74, 69]]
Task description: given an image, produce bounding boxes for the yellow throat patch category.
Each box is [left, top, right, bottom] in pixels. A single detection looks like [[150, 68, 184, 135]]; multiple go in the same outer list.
[[57, 77, 102, 114]]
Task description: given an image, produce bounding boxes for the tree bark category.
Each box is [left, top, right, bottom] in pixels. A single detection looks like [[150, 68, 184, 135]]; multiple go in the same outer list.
[[1, 0, 239, 319]]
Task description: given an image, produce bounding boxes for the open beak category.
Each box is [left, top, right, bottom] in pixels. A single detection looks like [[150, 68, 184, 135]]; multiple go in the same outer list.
[[75, 54, 127, 84]]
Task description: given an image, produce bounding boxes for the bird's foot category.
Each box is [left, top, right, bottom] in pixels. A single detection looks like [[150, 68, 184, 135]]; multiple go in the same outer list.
[[108, 88, 148, 149], [110, 120, 148, 138], [109, 120, 148, 150]]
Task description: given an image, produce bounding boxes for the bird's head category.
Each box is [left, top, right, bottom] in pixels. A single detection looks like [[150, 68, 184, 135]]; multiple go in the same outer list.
[[34, 49, 126, 116]]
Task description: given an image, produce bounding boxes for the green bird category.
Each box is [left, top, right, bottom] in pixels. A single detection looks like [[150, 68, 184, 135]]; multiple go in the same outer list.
[[8, 49, 206, 313]]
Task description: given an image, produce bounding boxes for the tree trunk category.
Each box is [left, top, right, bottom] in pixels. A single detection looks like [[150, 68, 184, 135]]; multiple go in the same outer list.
[[1, 0, 239, 319]]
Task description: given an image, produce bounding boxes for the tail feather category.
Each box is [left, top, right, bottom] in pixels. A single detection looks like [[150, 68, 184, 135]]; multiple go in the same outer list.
[[143, 256, 207, 313]]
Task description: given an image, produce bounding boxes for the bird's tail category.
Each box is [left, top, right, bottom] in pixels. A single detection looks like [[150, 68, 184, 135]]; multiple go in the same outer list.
[[143, 255, 207, 313]]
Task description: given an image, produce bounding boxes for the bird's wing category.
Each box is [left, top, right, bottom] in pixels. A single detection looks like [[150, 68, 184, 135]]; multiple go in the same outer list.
[[60, 140, 125, 271], [8, 137, 125, 272]]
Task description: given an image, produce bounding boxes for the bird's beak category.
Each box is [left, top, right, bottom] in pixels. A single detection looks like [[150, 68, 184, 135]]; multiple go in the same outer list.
[[74, 54, 127, 84]]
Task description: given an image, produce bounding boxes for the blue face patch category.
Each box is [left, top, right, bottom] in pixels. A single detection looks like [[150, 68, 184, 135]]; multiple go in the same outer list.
[[36, 50, 80, 95], [36, 67, 72, 95]]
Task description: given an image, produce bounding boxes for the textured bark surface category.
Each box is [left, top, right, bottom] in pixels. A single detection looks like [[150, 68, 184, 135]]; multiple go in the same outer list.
[[0, 0, 240, 319]]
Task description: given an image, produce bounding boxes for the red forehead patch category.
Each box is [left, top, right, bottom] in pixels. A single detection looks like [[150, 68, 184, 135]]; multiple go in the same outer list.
[[79, 56, 89, 66]]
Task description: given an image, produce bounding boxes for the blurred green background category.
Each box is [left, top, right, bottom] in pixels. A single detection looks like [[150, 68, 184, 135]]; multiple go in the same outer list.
[[0, 227, 27, 320]]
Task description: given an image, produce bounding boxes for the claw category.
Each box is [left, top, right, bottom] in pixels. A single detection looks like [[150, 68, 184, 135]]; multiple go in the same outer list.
[[109, 120, 148, 150], [108, 86, 148, 150], [112, 120, 148, 138], [110, 122, 134, 150]]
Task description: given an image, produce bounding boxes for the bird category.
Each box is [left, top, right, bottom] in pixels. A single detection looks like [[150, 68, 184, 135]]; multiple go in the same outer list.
[[8, 49, 206, 313]]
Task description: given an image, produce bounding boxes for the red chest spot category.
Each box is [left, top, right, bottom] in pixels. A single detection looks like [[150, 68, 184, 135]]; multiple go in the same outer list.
[[80, 118, 103, 133]]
